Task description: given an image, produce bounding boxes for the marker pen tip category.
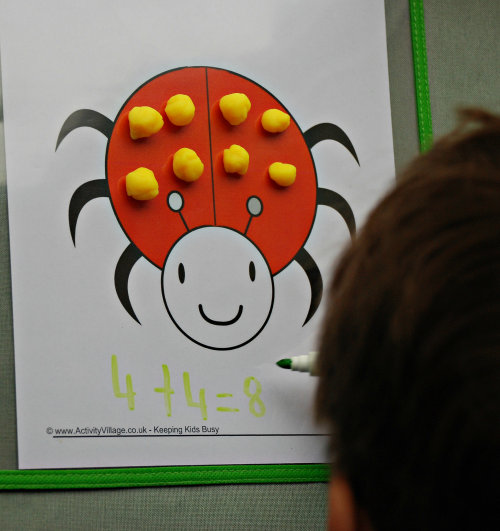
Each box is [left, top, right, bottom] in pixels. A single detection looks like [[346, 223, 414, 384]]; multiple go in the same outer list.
[[276, 358, 292, 369]]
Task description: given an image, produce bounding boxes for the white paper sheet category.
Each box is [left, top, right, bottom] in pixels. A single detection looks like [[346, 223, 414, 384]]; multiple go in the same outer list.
[[0, 0, 395, 469]]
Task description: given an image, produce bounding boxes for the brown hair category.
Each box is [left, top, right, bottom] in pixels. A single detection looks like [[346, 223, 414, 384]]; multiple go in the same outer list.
[[316, 109, 500, 530]]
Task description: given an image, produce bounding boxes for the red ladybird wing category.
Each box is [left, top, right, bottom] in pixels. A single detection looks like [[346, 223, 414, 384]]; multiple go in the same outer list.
[[106, 67, 214, 268], [207, 68, 317, 274]]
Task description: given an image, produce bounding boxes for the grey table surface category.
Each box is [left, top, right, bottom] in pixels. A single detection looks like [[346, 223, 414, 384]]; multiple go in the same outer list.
[[0, 1, 499, 529]]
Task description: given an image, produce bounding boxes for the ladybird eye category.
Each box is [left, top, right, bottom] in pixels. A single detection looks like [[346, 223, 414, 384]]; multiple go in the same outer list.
[[178, 263, 185, 283], [249, 261, 256, 282]]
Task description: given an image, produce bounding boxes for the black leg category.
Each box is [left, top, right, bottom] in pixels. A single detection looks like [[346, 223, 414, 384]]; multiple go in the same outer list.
[[304, 123, 359, 165], [69, 179, 109, 245], [317, 187, 356, 237], [114, 243, 143, 324], [56, 109, 113, 150], [294, 247, 323, 326]]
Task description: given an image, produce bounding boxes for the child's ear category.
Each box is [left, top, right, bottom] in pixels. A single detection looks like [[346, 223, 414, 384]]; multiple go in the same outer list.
[[328, 475, 372, 531]]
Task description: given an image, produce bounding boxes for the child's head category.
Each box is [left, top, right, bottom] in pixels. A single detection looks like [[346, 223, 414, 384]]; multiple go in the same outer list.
[[316, 109, 500, 530]]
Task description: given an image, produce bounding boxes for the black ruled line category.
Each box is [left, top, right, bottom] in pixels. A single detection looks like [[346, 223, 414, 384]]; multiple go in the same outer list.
[[52, 433, 328, 439], [205, 67, 216, 225]]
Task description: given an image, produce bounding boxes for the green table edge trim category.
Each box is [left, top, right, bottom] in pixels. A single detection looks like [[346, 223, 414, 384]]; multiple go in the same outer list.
[[0, 464, 329, 490], [0, 1, 430, 492], [409, 0, 433, 152]]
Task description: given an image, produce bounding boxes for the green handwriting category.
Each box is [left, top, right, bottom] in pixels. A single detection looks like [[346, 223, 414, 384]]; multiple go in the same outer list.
[[154, 364, 175, 417], [111, 355, 136, 410], [183, 371, 208, 420], [244, 376, 266, 418], [111, 357, 266, 420]]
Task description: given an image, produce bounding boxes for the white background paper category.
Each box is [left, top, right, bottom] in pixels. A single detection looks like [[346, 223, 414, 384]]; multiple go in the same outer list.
[[0, 0, 394, 468]]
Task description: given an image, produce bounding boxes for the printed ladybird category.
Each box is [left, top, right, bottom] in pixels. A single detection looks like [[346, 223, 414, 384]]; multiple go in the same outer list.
[[57, 66, 359, 350]]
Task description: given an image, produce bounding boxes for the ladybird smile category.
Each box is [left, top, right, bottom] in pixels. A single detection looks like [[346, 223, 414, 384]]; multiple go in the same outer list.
[[198, 304, 243, 326]]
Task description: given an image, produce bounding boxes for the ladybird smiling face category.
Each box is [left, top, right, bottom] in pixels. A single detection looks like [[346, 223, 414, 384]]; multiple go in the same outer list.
[[162, 226, 274, 350]]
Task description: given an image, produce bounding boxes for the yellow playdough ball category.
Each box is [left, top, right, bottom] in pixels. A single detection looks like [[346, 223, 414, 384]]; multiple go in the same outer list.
[[125, 167, 159, 200], [268, 162, 296, 187], [219, 93, 251, 125], [173, 148, 204, 182], [261, 109, 290, 133], [128, 106, 164, 139], [223, 144, 249, 175], [165, 94, 195, 126]]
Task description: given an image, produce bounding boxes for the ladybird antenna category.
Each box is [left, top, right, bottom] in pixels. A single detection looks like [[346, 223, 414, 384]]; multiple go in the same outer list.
[[244, 196, 263, 235], [167, 191, 189, 231]]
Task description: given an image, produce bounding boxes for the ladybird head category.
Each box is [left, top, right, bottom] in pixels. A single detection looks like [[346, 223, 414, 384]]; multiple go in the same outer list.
[[162, 193, 273, 350]]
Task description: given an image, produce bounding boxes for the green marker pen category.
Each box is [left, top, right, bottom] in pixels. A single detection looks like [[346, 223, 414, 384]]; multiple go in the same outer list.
[[276, 351, 318, 376]]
